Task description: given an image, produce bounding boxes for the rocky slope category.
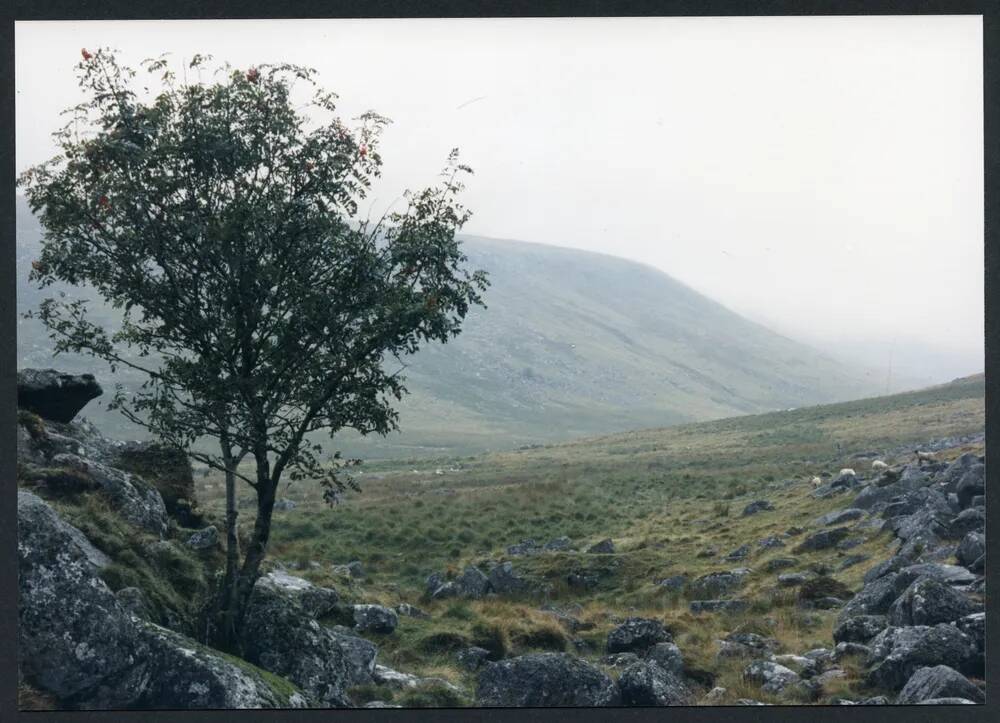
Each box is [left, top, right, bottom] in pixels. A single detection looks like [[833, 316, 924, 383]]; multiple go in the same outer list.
[[16, 368, 986, 708]]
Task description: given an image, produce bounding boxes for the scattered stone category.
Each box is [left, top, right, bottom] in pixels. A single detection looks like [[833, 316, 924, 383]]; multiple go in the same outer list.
[[646, 642, 684, 674], [396, 603, 429, 619], [955, 465, 985, 509], [815, 508, 865, 526], [689, 569, 750, 598], [507, 539, 540, 557], [618, 660, 691, 705], [587, 538, 615, 554], [865, 624, 976, 691], [742, 660, 800, 694], [606, 617, 671, 654], [949, 507, 985, 538], [256, 571, 340, 620], [476, 653, 619, 706], [742, 500, 774, 516], [353, 604, 398, 634], [833, 615, 888, 644], [544, 536, 572, 551], [953, 613, 985, 676], [794, 527, 851, 552], [487, 561, 535, 596], [725, 544, 751, 561], [657, 574, 688, 592], [763, 557, 797, 572], [757, 535, 785, 550], [896, 665, 984, 704], [833, 642, 873, 661], [887, 577, 981, 627], [717, 632, 779, 659]]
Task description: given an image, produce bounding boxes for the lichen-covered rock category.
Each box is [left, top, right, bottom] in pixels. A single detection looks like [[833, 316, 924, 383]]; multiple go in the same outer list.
[[50, 452, 167, 536], [887, 577, 981, 627], [865, 624, 976, 691], [956, 532, 985, 568], [18, 490, 149, 708], [952, 612, 985, 676], [241, 581, 376, 707], [19, 490, 291, 709], [587, 538, 615, 554], [116, 587, 154, 622], [794, 527, 850, 552], [948, 507, 985, 538], [255, 571, 339, 620], [487, 561, 535, 596], [954, 465, 985, 509], [895, 665, 983, 704], [742, 500, 774, 516], [716, 632, 779, 659], [815, 508, 864, 526], [426, 565, 490, 600], [138, 623, 304, 708], [763, 557, 798, 572], [17, 369, 102, 423], [725, 544, 751, 561], [353, 604, 398, 634], [833, 615, 887, 644], [606, 617, 671, 654], [618, 659, 691, 705], [476, 653, 619, 706], [689, 569, 750, 598], [646, 642, 685, 674], [742, 660, 800, 694]]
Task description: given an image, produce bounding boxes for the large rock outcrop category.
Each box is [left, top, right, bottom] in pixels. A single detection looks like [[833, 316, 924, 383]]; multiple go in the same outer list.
[[240, 576, 377, 707], [476, 653, 619, 706], [18, 491, 296, 709], [17, 368, 102, 423]]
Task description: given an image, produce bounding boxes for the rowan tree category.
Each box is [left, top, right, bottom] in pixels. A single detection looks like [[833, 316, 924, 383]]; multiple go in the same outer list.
[[19, 48, 487, 648]]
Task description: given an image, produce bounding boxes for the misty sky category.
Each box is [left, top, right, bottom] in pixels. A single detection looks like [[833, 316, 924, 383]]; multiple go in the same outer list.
[[15, 17, 984, 386]]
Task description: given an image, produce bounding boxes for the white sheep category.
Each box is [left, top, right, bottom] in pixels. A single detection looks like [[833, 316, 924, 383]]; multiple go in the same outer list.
[[810, 476, 822, 488], [871, 460, 889, 473], [838, 468, 856, 478], [914, 449, 936, 466]]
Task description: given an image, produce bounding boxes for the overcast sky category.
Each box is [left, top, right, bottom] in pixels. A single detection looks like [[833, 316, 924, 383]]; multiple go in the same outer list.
[[15, 17, 984, 386]]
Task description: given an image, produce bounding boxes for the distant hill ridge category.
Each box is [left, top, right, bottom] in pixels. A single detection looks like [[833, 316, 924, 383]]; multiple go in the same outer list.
[[16, 199, 880, 457]]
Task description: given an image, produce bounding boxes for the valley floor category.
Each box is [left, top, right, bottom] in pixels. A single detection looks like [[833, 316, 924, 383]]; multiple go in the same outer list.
[[18, 374, 986, 708]]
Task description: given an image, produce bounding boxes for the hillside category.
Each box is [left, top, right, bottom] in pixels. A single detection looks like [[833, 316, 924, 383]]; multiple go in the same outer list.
[[18, 372, 986, 708], [17, 199, 881, 456]]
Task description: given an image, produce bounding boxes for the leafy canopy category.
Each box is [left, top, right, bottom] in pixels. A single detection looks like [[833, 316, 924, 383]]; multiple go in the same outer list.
[[20, 49, 488, 496]]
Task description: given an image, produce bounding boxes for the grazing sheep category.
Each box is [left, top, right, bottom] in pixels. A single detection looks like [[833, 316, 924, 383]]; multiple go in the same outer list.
[[810, 476, 822, 488], [871, 460, 889, 473], [838, 468, 856, 478], [914, 449, 936, 466]]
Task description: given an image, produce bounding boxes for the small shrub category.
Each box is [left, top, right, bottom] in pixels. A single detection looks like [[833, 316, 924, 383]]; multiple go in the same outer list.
[[471, 621, 510, 660], [417, 631, 471, 654]]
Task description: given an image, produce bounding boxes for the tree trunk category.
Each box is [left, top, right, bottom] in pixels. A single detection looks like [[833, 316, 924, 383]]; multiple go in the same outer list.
[[215, 441, 241, 650], [228, 450, 277, 651]]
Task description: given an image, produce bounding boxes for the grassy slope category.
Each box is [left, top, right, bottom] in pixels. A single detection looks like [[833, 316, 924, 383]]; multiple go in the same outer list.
[[17, 200, 880, 457], [193, 373, 984, 705]]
